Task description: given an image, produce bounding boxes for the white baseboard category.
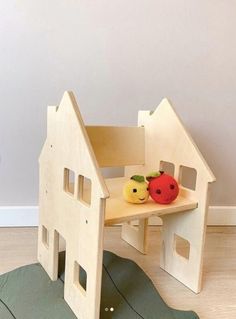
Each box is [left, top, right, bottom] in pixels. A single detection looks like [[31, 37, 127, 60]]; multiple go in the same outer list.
[[0, 206, 38, 227], [0, 206, 235, 227], [147, 206, 236, 226], [207, 206, 236, 226]]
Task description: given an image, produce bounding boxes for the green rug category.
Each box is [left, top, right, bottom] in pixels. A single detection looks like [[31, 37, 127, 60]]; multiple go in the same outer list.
[[0, 251, 199, 318]]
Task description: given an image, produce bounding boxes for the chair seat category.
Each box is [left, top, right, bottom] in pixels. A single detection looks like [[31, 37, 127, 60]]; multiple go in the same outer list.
[[104, 177, 198, 225]]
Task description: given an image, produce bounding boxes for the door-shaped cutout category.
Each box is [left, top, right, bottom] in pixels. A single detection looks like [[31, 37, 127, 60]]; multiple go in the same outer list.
[[125, 220, 140, 231], [64, 168, 75, 195], [78, 175, 92, 206], [179, 166, 197, 190], [57, 232, 66, 281], [42, 225, 49, 248], [74, 261, 87, 295], [174, 234, 190, 260], [159, 161, 175, 177]]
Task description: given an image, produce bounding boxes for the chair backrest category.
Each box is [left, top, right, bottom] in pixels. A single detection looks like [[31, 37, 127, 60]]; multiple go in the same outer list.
[[86, 126, 145, 168]]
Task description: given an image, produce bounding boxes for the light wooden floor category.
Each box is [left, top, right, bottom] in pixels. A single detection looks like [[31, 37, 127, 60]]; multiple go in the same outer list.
[[0, 226, 235, 319]]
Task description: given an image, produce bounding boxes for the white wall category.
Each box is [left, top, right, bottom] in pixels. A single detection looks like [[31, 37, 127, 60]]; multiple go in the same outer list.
[[0, 0, 235, 206]]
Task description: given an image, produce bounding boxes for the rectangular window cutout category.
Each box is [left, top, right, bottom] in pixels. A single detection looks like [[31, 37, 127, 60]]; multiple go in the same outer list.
[[159, 161, 175, 177], [64, 168, 75, 195], [74, 261, 87, 294], [179, 166, 197, 190], [174, 234, 190, 260], [42, 226, 49, 248], [78, 175, 92, 206]]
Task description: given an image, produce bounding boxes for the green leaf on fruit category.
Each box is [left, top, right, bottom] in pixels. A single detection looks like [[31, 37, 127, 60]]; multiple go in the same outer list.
[[146, 171, 161, 181], [131, 175, 145, 183]]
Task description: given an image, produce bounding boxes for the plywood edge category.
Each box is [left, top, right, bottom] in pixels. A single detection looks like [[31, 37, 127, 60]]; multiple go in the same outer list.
[[46, 91, 110, 199], [67, 92, 110, 198], [105, 198, 198, 226]]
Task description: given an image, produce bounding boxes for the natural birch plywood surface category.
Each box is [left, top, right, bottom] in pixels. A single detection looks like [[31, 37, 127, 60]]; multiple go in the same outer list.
[[86, 126, 145, 167], [120, 98, 216, 293], [38, 92, 109, 319], [0, 226, 235, 319], [104, 177, 198, 225]]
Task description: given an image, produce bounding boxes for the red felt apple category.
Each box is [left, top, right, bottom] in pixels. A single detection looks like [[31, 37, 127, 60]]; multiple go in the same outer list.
[[146, 171, 179, 204]]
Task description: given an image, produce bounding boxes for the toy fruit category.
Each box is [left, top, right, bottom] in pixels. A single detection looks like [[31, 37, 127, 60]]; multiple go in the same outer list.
[[123, 175, 149, 204], [146, 171, 179, 204]]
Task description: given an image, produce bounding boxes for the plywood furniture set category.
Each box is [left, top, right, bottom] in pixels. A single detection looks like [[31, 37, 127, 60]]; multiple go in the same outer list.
[[38, 91, 215, 319]]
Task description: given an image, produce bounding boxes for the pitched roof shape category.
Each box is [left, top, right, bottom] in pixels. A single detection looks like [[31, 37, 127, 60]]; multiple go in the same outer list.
[[39, 91, 109, 199], [138, 98, 216, 183]]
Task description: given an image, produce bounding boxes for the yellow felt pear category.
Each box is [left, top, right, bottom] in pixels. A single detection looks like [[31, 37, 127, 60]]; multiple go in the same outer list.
[[123, 175, 149, 204]]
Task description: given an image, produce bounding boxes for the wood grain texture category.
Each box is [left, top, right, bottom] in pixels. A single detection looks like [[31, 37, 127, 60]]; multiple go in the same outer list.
[[0, 226, 235, 319]]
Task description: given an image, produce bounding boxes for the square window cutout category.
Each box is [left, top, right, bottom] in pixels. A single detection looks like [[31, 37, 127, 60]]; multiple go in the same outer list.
[[159, 161, 175, 177], [179, 166, 197, 190], [74, 261, 87, 294], [64, 168, 75, 195], [174, 234, 190, 260], [78, 175, 92, 206]]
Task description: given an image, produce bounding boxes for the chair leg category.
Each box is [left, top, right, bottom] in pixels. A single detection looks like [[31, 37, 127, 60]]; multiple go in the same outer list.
[[38, 226, 59, 281], [63, 249, 102, 319], [121, 218, 149, 254]]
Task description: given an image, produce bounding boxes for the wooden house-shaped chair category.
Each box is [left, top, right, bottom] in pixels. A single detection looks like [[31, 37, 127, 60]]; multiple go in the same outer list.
[[38, 91, 215, 319]]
